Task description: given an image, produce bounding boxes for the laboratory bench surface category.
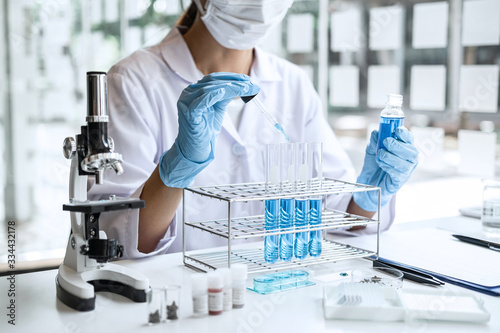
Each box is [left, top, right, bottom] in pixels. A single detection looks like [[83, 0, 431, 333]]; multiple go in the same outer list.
[[1, 215, 499, 333]]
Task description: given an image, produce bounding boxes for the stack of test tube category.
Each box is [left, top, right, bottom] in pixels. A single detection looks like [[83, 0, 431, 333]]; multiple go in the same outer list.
[[264, 142, 323, 263]]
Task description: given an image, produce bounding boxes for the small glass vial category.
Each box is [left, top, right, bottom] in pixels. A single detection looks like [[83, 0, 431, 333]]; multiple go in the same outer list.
[[164, 285, 180, 321], [231, 263, 248, 309], [378, 94, 404, 151], [190, 273, 208, 317], [207, 271, 223, 315], [482, 178, 500, 231], [219, 268, 233, 311], [146, 287, 164, 325]]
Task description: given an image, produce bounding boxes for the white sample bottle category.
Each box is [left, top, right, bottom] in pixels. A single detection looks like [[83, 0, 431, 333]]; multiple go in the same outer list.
[[219, 268, 233, 311], [231, 264, 248, 309], [190, 273, 208, 317], [207, 271, 223, 315]]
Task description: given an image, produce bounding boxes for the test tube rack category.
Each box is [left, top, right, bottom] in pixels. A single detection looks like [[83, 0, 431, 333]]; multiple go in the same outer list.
[[182, 178, 380, 274]]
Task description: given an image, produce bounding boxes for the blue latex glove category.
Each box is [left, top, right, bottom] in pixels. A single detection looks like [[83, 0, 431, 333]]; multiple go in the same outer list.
[[352, 127, 419, 211], [159, 72, 260, 188]]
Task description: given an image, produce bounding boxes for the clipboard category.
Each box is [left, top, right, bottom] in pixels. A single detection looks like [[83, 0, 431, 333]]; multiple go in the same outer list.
[[343, 227, 500, 297], [375, 256, 500, 297]]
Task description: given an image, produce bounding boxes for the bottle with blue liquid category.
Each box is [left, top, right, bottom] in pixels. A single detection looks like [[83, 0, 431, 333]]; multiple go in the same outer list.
[[279, 198, 294, 261], [294, 198, 309, 259], [378, 94, 404, 151], [308, 196, 323, 257]]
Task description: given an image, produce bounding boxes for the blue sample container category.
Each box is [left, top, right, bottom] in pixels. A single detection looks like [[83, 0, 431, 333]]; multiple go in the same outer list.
[[377, 94, 405, 151], [264, 199, 279, 263], [294, 198, 309, 259], [279, 198, 294, 262], [308, 196, 323, 257], [377, 116, 404, 150]]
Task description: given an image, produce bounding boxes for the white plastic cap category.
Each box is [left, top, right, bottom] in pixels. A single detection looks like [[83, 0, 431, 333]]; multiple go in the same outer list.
[[386, 94, 403, 107], [231, 263, 248, 280], [218, 268, 232, 286], [207, 271, 224, 289], [190, 273, 208, 291]]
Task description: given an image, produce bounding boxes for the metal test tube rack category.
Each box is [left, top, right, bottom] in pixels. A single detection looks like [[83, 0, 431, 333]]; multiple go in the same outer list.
[[182, 178, 380, 274]]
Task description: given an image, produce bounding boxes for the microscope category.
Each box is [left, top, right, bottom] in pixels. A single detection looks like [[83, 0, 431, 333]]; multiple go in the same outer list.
[[56, 72, 149, 311]]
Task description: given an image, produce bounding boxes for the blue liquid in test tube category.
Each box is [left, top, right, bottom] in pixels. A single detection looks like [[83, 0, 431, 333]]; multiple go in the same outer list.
[[294, 198, 309, 259], [377, 116, 404, 150], [279, 198, 294, 262], [308, 197, 323, 257], [264, 199, 279, 263]]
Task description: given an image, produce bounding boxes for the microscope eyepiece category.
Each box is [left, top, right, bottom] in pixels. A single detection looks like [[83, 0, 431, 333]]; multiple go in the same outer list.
[[87, 72, 108, 120], [80, 72, 124, 183]]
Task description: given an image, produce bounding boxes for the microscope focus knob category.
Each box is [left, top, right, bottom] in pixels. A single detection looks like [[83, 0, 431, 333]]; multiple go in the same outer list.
[[63, 137, 77, 159]]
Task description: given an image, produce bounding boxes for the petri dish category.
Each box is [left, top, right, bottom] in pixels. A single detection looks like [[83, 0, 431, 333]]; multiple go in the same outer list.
[[351, 267, 403, 289]]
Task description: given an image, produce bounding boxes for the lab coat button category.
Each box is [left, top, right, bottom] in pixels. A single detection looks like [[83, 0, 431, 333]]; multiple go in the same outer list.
[[232, 143, 246, 156]]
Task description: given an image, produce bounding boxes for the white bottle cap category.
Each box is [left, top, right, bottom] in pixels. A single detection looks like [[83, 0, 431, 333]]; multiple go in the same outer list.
[[191, 273, 208, 291], [218, 268, 232, 286], [231, 263, 248, 280], [207, 271, 224, 289], [386, 94, 403, 107]]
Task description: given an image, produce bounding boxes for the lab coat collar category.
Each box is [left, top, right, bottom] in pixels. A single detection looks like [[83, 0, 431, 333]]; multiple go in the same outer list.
[[160, 26, 204, 84], [251, 47, 282, 83], [160, 27, 282, 85]]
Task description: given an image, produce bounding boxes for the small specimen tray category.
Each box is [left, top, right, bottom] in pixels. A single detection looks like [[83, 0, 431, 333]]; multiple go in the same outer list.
[[323, 284, 491, 323], [248, 270, 315, 294]]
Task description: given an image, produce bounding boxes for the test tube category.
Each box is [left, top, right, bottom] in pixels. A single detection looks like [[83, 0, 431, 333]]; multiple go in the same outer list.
[[294, 143, 309, 192], [265, 144, 280, 193], [294, 197, 309, 259], [279, 197, 294, 262], [264, 199, 280, 263], [265, 144, 280, 263], [308, 142, 323, 190], [279, 143, 295, 262], [308, 196, 323, 257], [280, 142, 295, 192]]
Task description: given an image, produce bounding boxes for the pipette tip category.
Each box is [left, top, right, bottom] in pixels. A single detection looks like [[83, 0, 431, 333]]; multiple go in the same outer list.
[[274, 123, 289, 141]]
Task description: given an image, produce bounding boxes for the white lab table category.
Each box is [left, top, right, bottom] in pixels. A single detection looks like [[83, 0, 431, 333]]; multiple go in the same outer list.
[[1, 215, 499, 333]]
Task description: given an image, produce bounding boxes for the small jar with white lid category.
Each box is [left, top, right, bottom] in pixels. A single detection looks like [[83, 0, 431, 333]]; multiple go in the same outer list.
[[218, 268, 233, 311], [190, 273, 208, 317], [231, 264, 248, 309], [207, 271, 224, 315]]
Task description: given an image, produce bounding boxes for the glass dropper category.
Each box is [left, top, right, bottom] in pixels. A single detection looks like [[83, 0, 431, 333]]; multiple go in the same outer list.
[[241, 94, 289, 141]]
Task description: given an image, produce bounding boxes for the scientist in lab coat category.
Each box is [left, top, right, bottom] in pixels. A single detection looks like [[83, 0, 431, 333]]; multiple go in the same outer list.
[[88, 0, 419, 259]]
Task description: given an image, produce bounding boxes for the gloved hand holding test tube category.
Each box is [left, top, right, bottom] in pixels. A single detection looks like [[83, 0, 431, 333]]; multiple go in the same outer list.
[[242, 94, 289, 141]]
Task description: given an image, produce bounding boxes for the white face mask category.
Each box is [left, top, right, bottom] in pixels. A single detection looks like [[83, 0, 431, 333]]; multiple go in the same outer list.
[[193, 0, 293, 50]]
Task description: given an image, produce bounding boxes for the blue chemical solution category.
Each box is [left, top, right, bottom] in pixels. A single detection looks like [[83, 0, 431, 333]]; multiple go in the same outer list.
[[264, 199, 279, 263], [308, 197, 323, 257], [294, 198, 309, 259], [274, 123, 289, 141], [377, 116, 404, 150], [279, 198, 294, 262]]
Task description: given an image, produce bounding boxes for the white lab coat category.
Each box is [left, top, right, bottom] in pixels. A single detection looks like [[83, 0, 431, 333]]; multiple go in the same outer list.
[[88, 27, 395, 259]]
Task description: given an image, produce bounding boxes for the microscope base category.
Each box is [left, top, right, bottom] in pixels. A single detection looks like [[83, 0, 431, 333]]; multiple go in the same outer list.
[[56, 263, 149, 311]]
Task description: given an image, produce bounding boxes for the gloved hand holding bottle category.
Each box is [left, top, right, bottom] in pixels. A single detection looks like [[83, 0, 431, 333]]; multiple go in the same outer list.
[[159, 72, 260, 188], [353, 128, 419, 212]]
